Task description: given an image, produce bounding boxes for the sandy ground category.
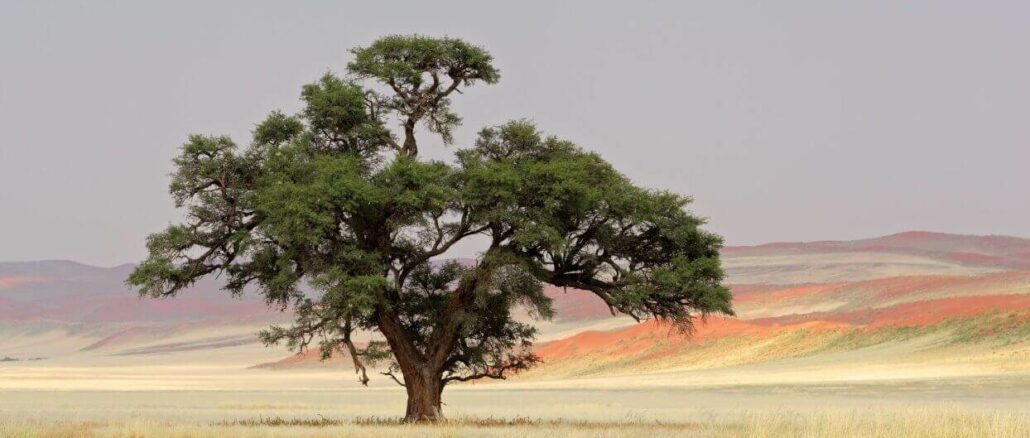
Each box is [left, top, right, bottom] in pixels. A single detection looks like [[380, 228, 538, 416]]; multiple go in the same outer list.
[[2, 330, 1027, 429]]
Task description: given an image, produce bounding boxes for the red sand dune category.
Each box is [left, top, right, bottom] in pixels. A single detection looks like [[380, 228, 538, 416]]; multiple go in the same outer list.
[[535, 296, 1030, 364], [534, 270, 1030, 366], [735, 271, 1030, 313], [666, 273, 1030, 322], [535, 317, 850, 363], [0, 276, 46, 289], [733, 283, 845, 304]]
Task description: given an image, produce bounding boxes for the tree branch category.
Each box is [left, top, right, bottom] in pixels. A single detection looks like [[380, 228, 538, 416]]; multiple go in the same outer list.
[[381, 369, 406, 387], [343, 319, 370, 386]]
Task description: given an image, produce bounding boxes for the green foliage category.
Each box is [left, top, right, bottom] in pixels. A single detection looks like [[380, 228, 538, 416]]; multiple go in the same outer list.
[[348, 35, 499, 152], [348, 34, 499, 92], [458, 120, 731, 331], [129, 35, 732, 394], [253, 111, 303, 147], [298, 74, 389, 159]]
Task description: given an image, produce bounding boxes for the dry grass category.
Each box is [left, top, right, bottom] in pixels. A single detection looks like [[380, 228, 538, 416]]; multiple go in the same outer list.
[[1, 409, 1026, 438]]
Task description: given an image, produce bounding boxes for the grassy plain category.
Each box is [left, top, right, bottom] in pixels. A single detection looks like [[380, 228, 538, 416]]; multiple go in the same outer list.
[[1, 383, 1027, 437], [2, 412, 1026, 438]]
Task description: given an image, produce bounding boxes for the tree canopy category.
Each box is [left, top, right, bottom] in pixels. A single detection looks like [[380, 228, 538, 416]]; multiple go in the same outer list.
[[129, 34, 732, 422]]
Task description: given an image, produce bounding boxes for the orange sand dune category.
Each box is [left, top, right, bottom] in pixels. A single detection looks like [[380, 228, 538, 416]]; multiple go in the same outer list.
[[534, 317, 850, 363], [532, 286, 1029, 374], [733, 283, 845, 304], [0, 276, 46, 289]]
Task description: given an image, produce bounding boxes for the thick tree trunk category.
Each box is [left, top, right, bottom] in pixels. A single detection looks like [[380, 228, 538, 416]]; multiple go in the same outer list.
[[375, 263, 496, 422], [403, 367, 444, 422], [376, 309, 446, 422]]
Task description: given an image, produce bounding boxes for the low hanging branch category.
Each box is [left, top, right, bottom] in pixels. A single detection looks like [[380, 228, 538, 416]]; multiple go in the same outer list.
[[342, 319, 370, 386]]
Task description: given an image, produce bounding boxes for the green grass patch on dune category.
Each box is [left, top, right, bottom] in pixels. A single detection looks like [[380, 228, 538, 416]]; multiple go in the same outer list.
[[790, 311, 1028, 356], [938, 312, 1030, 345], [819, 325, 926, 352]]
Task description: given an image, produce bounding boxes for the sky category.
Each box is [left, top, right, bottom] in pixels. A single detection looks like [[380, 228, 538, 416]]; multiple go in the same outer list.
[[1, 1, 1028, 267]]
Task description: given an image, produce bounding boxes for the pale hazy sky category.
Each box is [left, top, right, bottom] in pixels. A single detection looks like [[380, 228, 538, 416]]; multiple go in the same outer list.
[[1, 1, 1028, 266]]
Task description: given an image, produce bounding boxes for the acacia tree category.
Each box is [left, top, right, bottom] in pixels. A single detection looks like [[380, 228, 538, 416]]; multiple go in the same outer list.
[[129, 35, 733, 422]]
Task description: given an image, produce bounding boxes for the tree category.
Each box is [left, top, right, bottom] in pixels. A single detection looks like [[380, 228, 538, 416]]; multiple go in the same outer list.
[[128, 35, 733, 422]]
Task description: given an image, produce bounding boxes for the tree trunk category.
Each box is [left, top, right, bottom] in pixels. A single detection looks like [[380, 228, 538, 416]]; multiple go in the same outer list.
[[401, 119, 418, 156], [403, 366, 443, 422], [375, 309, 444, 422]]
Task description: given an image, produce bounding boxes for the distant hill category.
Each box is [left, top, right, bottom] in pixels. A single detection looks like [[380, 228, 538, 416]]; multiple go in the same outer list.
[[3, 231, 1028, 375], [0, 260, 275, 324], [5, 231, 1023, 325], [724, 231, 1030, 270]]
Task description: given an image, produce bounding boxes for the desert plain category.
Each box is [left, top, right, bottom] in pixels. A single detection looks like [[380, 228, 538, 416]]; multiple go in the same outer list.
[[1, 232, 1028, 437]]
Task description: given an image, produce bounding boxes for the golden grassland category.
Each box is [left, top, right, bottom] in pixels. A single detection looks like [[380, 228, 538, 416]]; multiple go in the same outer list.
[[2, 409, 1027, 438], [1, 378, 1027, 438]]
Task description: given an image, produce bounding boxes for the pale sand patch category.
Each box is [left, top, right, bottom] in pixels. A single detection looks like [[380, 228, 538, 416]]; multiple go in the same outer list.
[[723, 252, 1000, 284], [738, 300, 850, 319]]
